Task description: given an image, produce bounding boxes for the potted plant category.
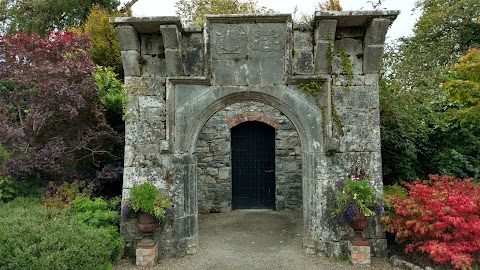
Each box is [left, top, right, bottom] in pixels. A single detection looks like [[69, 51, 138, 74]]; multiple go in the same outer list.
[[333, 166, 383, 245], [126, 180, 172, 239]]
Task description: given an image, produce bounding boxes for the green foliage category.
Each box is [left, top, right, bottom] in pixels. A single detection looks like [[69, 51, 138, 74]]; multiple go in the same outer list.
[[0, 197, 122, 269], [1, 0, 120, 36], [69, 195, 120, 228], [69, 196, 122, 262], [175, 0, 275, 26], [74, 5, 124, 78], [0, 175, 14, 202], [0, 145, 14, 202], [93, 65, 126, 132], [442, 48, 480, 127], [126, 181, 171, 220], [383, 184, 407, 215], [42, 180, 94, 209], [338, 48, 353, 89]]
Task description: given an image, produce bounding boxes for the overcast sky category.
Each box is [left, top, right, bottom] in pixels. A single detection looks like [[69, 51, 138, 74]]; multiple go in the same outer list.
[[122, 0, 421, 41]]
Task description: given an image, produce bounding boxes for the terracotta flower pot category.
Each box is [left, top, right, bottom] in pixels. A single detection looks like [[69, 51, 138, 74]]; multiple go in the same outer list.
[[348, 215, 369, 246], [137, 212, 158, 240]]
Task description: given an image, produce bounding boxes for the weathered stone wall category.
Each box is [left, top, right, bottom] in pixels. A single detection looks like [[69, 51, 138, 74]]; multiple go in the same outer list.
[[196, 101, 302, 213], [114, 10, 398, 260]]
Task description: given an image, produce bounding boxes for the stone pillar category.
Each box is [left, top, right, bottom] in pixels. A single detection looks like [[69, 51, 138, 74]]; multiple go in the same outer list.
[[160, 25, 184, 76], [136, 239, 158, 266]]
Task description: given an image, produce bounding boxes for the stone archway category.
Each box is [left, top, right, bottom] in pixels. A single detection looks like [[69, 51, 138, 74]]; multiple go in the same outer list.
[[195, 101, 302, 213], [115, 11, 398, 259]]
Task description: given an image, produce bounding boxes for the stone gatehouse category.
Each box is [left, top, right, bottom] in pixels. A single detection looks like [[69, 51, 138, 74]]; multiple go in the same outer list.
[[114, 10, 398, 259]]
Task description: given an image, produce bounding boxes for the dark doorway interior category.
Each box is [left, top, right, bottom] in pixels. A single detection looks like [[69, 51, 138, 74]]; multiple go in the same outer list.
[[231, 121, 275, 210]]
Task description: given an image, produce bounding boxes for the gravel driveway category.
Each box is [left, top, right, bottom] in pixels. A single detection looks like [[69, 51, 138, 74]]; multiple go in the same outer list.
[[114, 210, 399, 270]]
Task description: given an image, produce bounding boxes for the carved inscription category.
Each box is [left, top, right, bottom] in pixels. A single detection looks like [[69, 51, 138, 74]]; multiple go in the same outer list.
[[250, 29, 280, 52], [216, 25, 246, 54]]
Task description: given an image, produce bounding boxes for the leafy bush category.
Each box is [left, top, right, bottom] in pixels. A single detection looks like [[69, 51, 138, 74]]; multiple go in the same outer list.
[[42, 180, 93, 209], [70, 195, 120, 228], [381, 175, 480, 269], [0, 32, 121, 184], [69, 196, 122, 262], [0, 198, 122, 269], [0, 175, 15, 202]]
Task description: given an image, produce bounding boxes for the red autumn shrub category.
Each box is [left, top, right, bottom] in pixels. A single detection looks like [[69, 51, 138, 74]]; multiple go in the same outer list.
[[381, 175, 480, 270]]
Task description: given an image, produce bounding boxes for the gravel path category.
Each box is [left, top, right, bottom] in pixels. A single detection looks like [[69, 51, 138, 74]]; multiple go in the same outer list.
[[114, 210, 399, 270]]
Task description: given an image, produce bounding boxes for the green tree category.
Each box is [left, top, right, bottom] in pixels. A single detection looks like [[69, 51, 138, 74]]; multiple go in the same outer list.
[[391, 0, 480, 90], [73, 5, 124, 78], [1, 0, 120, 36], [175, 0, 274, 27], [380, 2, 480, 182]]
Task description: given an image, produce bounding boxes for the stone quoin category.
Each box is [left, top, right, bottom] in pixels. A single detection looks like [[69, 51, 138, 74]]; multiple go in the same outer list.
[[113, 10, 398, 259]]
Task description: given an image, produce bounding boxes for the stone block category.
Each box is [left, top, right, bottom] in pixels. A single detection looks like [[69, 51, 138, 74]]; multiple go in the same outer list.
[[348, 240, 371, 265], [165, 49, 184, 76], [314, 19, 337, 41], [334, 38, 363, 56], [261, 59, 285, 85], [364, 18, 391, 45], [314, 41, 333, 74], [141, 55, 166, 77], [333, 85, 379, 109], [365, 74, 379, 85], [140, 34, 164, 56], [363, 45, 384, 74], [293, 51, 314, 75], [211, 24, 248, 60], [293, 30, 313, 50], [160, 25, 181, 49], [335, 27, 364, 39], [369, 238, 388, 258], [125, 77, 166, 97], [212, 60, 261, 86], [116, 25, 140, 51], [183, 48, 204, 76], [332, 54, 363, 75], [248, 23, 286, 60], [121, 51, 141, 77]]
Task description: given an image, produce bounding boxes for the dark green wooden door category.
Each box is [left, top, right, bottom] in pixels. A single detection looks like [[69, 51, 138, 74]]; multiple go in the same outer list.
[[231, 121, 275, 209]]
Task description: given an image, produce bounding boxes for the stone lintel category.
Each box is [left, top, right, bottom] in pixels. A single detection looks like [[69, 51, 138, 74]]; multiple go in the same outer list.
[[206, 14, 292, 24], [168, 76, 210, 85], [314, 10, 399, 28], [111, 16, 184, 33]]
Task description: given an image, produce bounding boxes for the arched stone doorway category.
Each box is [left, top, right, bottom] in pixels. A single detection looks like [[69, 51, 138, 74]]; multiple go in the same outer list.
[[195, 101, 302, 213]]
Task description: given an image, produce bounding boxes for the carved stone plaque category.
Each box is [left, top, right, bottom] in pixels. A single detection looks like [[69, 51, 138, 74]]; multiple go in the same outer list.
[[212, 25, 247, 59]]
